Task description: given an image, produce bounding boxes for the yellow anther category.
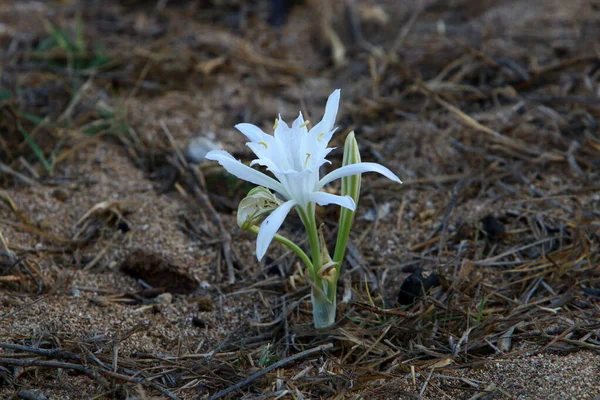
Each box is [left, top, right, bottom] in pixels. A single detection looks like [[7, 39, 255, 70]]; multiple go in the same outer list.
[[317, 132, 324, 141], [304, 153, 311, 168], [299, 120, 310, 128], [259, 140, 268, 148], [273, 118, 279, 130]]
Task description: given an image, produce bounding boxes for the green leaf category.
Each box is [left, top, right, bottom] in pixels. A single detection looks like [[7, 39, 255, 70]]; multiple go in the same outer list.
[[333, 131, 362, 266], [17, 123, 53, 173], [74, 14, 86, 56], [35, 36, 58, 52], [17, 111, 45, 125]]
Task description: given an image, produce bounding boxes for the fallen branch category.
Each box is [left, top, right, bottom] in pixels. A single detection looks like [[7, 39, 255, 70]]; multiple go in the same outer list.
[[209, 343, 334, 400], [0, 357, 180, 400]]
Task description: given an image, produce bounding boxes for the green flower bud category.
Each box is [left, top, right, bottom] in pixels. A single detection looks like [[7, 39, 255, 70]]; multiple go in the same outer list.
[[333, 131, 362, 265], [342, 131, 362, 205], [237, 187, 283, 230]]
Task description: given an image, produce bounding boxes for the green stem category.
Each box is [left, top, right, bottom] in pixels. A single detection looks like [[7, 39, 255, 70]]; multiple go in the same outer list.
[[333, 131, 362, 276], [306, 204, 322, 270], [300, 204, 339, 328], [247, 225, 313, 271], [311, 285, 336, 328], [297, 205, 321, 280], [333, 207, 355, 267]]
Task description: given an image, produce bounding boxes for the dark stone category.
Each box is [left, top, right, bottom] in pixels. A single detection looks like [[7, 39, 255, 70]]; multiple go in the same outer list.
[[192, 317, 211, 329], [397, 268, 441, 305], [117, 220, 130, 233], [480, 214, 505, 240], [268, 0, 296, 26]]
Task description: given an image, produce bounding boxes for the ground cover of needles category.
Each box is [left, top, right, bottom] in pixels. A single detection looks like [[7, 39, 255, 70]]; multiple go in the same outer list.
[[0, 1, 599, 399]]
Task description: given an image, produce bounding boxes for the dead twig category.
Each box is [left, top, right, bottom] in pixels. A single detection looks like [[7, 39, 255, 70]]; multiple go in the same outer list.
[[0, 163, 39, 186], [209, 343, 334, 400], [0, 357, 181, 400]]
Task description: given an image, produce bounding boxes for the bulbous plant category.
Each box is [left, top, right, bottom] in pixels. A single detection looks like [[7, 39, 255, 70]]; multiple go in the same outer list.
[[206, 90, 402, 328]]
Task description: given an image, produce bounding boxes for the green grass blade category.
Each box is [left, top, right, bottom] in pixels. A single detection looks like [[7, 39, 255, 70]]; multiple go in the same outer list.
[[17, 123, 53, 173]]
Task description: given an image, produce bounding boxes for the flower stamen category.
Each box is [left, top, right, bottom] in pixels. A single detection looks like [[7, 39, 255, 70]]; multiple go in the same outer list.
[[259, 140, 268, 148], [317, 132, 324, 142], [273, 118, 279, 130], [304, 153, 311, 168], [299, 120, 310, 128]]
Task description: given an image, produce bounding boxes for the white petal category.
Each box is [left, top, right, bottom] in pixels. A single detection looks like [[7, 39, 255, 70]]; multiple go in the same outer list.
[[318, 162, 402, 188], [249, 155, 282, 173], [247, 142, 273, 165], [235, 123, 270, 142], [312, 145, 335, 168], [274, 115, 290, 139], [321, 89, 340, 133], [292, 112, 307, 131], [310, 192, 355, 210], [308, 89, 340, 144], [256, 199, 297, 260], [205, 150, 287, 195], [275, 115, 307, 171]]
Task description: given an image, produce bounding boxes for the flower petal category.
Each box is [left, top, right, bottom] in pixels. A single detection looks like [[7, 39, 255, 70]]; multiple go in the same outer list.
[[274, 114, 291, 139], [320, 89, 340, 133], [205, 150, 288, 195], [275, 114, 307, 171], [318, 162, 402, 188], [256, 199, 297, 260], [246, 142, 276, 167], [310, 192, 355, 210], [249, 154, 282, 173], [308, 89, 340, 145], [235, 123, 270, 142], [292, 112, 308, 134]]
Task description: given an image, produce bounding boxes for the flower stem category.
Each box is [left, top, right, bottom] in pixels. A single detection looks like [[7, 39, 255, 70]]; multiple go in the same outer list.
[[297, 205, 321, 282], [247, 225, 313, 271], [299, 204, 341, 328], [311, 285, 336, 329], [306, 204, 322, 271]]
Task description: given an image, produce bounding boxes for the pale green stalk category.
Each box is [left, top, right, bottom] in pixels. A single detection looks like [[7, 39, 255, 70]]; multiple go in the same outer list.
[[298, 203, 338, 329], [333, 131, 361, 271], [307, 131, 362, 328], [247, 225, 313, 272]]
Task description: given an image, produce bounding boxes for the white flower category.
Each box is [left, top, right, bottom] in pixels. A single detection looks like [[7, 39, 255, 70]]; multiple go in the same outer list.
[[206, 89, 402, 260]]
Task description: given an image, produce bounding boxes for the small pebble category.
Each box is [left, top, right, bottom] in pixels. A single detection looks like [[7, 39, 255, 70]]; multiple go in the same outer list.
[[185, 135, 221, 164], [51, 188, 69, 202], [155, 293, 172, 305]]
